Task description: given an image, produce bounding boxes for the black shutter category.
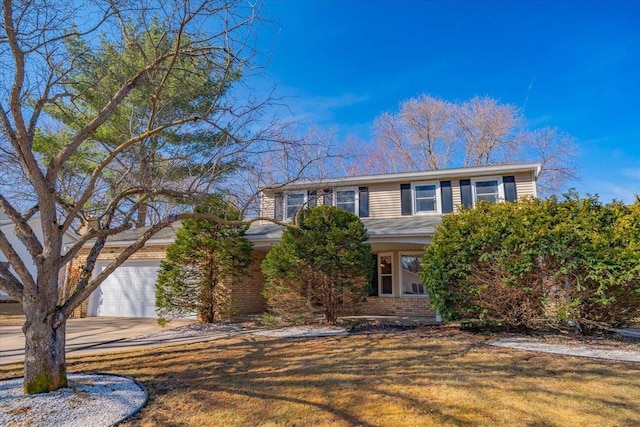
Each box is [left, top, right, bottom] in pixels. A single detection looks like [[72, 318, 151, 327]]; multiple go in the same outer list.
[[323, 189, 333, 206], [308, 190, 317, 207], [274, 193, 283, 220], [460, 179, 472, 208], [440, 180, 453, 213], [368, 254, 379, 296], [503, 176, 517, 202], [359, 187, 369, 217], [401, 183, 412, 215]]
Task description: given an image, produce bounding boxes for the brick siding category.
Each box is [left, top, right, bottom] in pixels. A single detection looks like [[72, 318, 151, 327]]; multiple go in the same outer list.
[[361, 296, 437, 318], [230, 251, 267, 315], [72, 244, 267, 318]]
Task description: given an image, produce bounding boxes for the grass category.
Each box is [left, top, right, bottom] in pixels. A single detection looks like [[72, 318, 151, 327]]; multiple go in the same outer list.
[[1, 326, 639, 426]]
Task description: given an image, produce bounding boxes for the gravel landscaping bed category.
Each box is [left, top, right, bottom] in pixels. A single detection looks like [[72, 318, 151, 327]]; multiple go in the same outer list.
[[254, 325, 348, 338], [136, 322, 251, 340], [490, 337, 640, 362], [0, 373, 147, 427]]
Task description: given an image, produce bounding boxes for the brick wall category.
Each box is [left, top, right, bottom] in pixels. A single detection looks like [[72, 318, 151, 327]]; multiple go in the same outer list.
[[230, 251, 267, 315], [74, 244, 171, 261], [360, 296, 437, 318]]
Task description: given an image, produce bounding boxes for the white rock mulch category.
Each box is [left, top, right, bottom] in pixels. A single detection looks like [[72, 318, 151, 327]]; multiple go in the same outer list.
[[137, 322, 248, 340], [254, 325, 347, 338], [0, 373, 147, 427], [490, 337, 640, 362]]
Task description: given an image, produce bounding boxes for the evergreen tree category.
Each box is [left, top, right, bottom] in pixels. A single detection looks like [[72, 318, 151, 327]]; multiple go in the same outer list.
[[262, 205, 373, 324], [155, 196, 253, 323]]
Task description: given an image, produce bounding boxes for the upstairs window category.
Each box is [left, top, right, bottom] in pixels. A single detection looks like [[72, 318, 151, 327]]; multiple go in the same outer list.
[[335, 189, 357, 215], [472, 177, 504, 205], [285, 192, 306, 220], [414, 183, 438, 214]]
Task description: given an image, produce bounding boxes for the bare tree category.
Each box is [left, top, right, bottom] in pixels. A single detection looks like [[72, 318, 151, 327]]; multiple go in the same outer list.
[[0, 0, 294, 393], [523, 127, 578, 196], [372, 95, 454, 171], [365, 94, 577, 194], [455, 96, 523, 166]]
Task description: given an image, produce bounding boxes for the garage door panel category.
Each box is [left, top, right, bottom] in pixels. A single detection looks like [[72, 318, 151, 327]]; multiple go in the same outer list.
[[89, 260, 161, 318]]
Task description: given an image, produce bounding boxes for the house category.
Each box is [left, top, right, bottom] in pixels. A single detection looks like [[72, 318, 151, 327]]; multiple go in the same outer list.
[[78, 162, 540, 319], [249, 163, 541, 318], [0, 213, 77, 301]]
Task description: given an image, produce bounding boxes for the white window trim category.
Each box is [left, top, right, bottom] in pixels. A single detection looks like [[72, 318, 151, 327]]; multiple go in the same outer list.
[[411, 181, 441, 215], [284, 191, 307, 221], [378, 252, 394, 297], [399, 252, 428, 298], [471, 176, 504, 207], [333, 187, 359, 216]]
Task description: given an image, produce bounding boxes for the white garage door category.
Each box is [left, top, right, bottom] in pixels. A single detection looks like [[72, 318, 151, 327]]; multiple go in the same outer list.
[[88, 260, 161, 318]]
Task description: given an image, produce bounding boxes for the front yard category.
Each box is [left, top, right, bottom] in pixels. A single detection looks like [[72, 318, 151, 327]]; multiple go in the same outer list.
[[1, 325, 638, 426]]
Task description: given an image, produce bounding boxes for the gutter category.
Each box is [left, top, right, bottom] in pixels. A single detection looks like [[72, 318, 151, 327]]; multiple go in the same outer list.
[[262, 163, 542, 192]]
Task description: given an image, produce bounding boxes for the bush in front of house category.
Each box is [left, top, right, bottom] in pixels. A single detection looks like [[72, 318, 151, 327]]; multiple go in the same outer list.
[[421, 193, 640, 333], [261, 205, 373, 325], [155, 195, 253, 324]]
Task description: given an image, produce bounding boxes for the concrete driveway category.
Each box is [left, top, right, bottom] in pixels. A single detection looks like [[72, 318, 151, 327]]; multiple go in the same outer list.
[[0, 317, 192, 365]]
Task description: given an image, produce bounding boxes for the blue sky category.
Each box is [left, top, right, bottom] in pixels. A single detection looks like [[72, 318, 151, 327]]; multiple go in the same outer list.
[[254, 0, 639, 202]]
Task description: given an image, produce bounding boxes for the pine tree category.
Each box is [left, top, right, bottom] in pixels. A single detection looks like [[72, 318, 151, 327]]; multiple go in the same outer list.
[[262, 205, 373, 324], [155, 196, 253, 323]]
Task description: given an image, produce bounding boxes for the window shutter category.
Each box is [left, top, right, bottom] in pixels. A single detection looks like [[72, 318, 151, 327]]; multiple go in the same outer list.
[[440, 180, 453, 213], [401, 184, 412, 215], [460, 179, 472, 208], [368, 254, 379, 296], [308, 190, 317, 207], [323, 189, 333, 206], [503, 176, 517, 202], [274, 193, 283, 220], [358, 187, 369, 217]]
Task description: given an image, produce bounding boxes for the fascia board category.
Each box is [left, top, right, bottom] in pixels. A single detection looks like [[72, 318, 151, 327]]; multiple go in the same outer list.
[[262, 163, 542, 193]]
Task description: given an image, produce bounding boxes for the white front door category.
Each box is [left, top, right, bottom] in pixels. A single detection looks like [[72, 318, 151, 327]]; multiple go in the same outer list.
[[88, 260, 161, 318]]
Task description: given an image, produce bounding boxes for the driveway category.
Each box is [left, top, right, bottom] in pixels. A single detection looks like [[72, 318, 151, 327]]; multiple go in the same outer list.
[[0, 317, 192, 365]]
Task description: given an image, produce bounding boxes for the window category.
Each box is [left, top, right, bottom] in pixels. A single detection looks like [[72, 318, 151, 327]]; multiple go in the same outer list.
[[378, 253, 393, 296], [472, 177, 504, 205], [335, 189, 357, 214], [285, 192, 306, 220], [414, 183, 438, 213], [406, 182, 440, 214], [400, 254, 427, 297], [324, 188, 359, 215]]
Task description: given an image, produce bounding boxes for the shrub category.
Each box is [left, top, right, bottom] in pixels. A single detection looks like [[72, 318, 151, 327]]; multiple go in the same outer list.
[[421, 194, 640, 333], [262, 205, 373, 324]]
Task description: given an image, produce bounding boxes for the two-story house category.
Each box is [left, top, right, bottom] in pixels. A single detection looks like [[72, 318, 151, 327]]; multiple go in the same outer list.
[[75, 163, 540, 319], [248, 163, 541, 318]]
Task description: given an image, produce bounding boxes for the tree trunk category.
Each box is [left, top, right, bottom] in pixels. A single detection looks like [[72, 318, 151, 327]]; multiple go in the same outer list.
[[22, 311, 67, 393]]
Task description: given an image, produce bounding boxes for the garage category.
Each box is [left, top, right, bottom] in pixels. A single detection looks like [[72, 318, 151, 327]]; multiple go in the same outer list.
[[88, 260, 161, 318]]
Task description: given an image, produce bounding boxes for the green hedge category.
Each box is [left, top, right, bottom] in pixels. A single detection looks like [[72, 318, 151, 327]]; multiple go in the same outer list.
[[421, 193, 640, 333]]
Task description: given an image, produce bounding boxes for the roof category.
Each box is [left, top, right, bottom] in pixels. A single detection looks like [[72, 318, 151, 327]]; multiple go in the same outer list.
[[0, 213, 78, 241], [246, 216, 441, 248], [100, 223, 182, 246], [261, 163, 542, 193]]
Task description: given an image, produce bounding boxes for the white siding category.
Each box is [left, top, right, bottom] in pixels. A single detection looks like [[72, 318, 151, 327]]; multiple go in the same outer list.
[[513, 171, 537, 198]]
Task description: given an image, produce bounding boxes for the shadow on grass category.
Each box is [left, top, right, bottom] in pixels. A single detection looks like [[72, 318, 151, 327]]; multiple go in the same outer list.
[[3, 331, 640, 426]]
